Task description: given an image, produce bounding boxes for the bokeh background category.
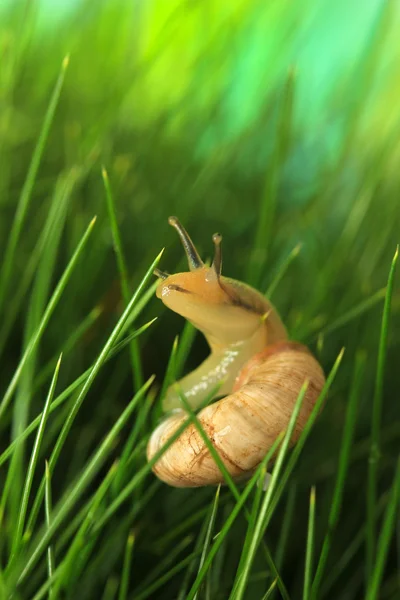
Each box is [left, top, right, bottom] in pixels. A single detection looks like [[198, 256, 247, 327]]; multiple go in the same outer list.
[[0, 0, 399, 598]]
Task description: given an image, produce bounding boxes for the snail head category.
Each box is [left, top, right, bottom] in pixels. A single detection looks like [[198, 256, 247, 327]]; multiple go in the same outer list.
[[154, 217, 263, 345]]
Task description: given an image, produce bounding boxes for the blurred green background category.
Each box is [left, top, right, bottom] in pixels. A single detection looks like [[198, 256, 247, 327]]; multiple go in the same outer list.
[[0, 0, 399, 598]]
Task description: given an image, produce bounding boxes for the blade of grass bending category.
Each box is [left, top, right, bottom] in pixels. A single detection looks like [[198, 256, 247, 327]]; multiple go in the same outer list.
[[303, 487, 316, 600], [193, 486, 221, 600], [11, 375, 155, 589], [366, 459, 400, 600], [103, 166, 143, 392], [0, 55, 69, 314], [231, 381, 309, 600], [118, 533, 135, 600], [247, 68, 295, 288], [265, 243, 302, 299], [24, 252, 162, 534], [267, 348, 345, 521], [186, 440, 283, 600], [11, 355, 62, 557], [367, 246, 398, 581], [44, 462, 55, 600], [0, 319, 155, 468], [311, 351, 365, 599], [0, 217, 96, 422]]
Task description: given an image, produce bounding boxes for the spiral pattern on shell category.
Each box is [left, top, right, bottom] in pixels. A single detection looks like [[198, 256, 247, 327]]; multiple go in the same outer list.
[[147, 341, 325, 487]]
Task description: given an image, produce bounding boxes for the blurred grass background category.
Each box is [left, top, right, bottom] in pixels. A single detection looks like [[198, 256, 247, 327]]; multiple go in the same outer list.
[[0, 0, 399, 598]]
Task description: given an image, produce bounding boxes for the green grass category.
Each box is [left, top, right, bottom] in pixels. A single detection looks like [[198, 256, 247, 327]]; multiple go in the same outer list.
[[0, 1, 400, 598]]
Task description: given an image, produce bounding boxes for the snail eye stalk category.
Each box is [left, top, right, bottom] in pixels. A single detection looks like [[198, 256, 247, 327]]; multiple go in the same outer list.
[[168, 216, 204, 271], [212, 233, 222, 277]]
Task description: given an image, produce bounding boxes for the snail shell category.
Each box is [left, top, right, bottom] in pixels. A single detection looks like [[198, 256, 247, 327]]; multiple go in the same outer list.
[[147, 218, 325, 488]]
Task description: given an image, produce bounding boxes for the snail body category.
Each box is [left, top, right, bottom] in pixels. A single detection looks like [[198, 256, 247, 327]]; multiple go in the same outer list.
[[147, 218, 325, 488]]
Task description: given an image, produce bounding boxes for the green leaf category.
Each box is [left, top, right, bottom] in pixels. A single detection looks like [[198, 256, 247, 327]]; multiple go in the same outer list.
[[118, 532, 135, 600], [103, 166, 143, 392], [0, 217, 97, 422], [10, 355, 62, 557], [311, 351, 365, 598], [303, 487, 316, 600], [366, 459, 400, 600], [366, 246, 398, 580], [0, 55, 69, 313]]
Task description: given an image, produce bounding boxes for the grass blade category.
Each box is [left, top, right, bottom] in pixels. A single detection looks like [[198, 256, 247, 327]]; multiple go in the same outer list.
[[186, 439, 283, 600], [193, 485, 220, 600], [44, 462, 55, 600], [320, 490, 389, 598], [275, 484, 297, 571], [266, 348, 345, 521], [311, 351, 365, 598], [175, 383, 244, 498], [134, 536, 193, 596], [34, 306, 101, 390], [0, 217, 97, 421], [10, 375, 155, 589], [231, 381, 309, 600], [52, 461, 119, 597], [134, 550, 200, 600], [366, 246, 398, 580], [366, 459, 400, 600], [0, 319, 155, 468], [262, 578, 278, 600], [175, 379, 289, 598], [0, 55, 69, 313], [247, 68, 295, 287], [103, 166, 143, 392], [24, 251, 162, 534], [303, 487, 316, 600], [0, 167, 83, 358], [118, 532, 134, 600], [309, 287, 386, 341], [11, 355, 62, 556], [265, 243, 302, 299]]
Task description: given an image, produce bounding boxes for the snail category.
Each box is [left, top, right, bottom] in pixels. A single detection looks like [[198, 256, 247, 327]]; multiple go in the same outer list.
[[147, 217, 326, 488]]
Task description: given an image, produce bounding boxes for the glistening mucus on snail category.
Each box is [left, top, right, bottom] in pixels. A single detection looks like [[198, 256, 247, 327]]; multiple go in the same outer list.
[[146, 217, 326, 488]]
